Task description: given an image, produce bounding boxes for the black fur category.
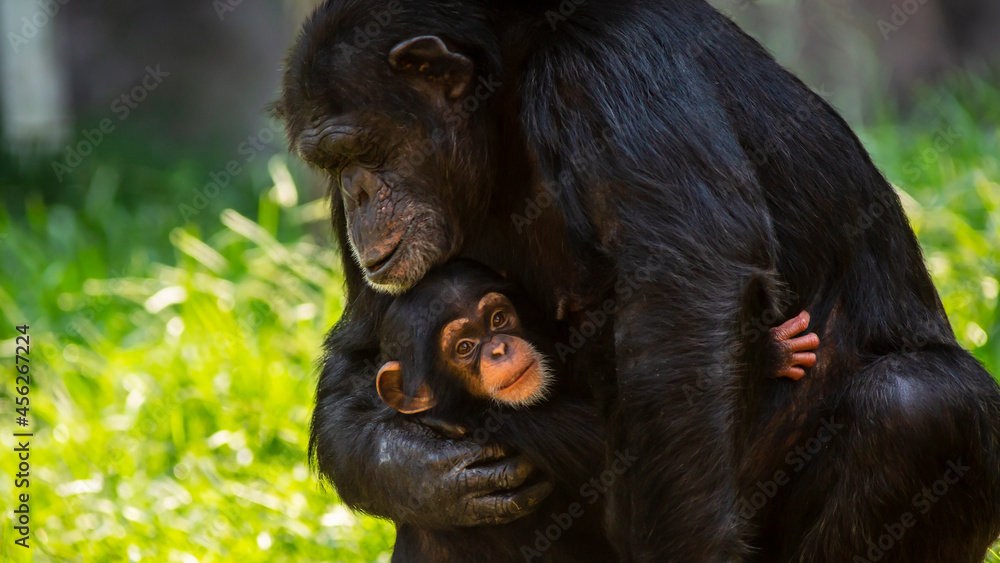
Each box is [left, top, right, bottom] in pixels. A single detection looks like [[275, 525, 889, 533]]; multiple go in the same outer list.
[[280, 1, 1000, 561], [378, 261, 615, 562]]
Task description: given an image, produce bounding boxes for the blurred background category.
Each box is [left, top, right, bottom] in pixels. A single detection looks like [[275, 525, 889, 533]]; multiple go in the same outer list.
[[0, 0, 997, 561]]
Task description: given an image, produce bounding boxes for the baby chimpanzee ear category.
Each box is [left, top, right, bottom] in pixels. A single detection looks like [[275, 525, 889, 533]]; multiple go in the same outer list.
[[376, 361, 437, 414], [388, 35, 474, 100]]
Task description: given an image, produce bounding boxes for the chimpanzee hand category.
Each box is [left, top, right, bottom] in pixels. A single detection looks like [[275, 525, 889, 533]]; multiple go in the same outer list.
[[376, 417, 553, 529]]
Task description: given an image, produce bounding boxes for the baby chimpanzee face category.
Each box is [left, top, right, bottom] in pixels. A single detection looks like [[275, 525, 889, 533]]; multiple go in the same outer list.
[[436, 291, 550, 406], [374, 261, 553, 415]]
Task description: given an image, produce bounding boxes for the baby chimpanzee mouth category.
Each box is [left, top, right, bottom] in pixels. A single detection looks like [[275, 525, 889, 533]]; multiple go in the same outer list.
[[496, 360, 536, 392]]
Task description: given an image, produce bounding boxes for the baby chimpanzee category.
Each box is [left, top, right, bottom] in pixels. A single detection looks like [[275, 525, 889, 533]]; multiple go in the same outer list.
[[375, 260, 819, 563]]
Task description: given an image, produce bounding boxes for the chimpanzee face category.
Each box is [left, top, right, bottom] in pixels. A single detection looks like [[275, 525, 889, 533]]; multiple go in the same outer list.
[[376, 286, 552, 415], [438, 292, 551, 407], [279, 15, 495, 293]]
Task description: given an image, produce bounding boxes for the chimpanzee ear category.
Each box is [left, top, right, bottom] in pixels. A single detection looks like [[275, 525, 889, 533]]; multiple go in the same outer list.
[[388, 35, 474, 100], [376, 361, 437, 414]]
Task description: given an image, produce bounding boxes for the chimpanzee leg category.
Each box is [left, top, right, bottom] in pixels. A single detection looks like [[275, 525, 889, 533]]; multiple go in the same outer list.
[[786, 348, 1000, 563]]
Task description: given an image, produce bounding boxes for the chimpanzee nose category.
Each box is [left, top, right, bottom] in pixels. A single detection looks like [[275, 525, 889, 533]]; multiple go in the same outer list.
[[341, 166, 377, 212], [491, 341, 507, 358]]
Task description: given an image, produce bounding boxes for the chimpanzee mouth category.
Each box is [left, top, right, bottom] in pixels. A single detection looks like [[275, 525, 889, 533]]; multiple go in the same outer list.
[[363, 243, 400, 278], [496, 360, 536, 392]]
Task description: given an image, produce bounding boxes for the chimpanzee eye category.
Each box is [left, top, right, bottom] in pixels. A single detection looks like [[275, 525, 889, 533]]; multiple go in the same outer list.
[[355, 152, 381, 169], [455, 340, 475, 357], [491, 310, 508, 329]]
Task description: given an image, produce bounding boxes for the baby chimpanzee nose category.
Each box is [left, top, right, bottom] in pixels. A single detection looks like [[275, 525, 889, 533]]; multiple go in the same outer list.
[[491, 341, 507, 358]]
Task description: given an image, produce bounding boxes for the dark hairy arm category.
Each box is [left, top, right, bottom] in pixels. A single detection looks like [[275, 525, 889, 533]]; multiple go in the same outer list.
[[311, 297, 554, 528]]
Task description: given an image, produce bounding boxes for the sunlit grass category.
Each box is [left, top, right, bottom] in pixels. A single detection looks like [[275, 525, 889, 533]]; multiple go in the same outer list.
[[0, 157, 394, 562]]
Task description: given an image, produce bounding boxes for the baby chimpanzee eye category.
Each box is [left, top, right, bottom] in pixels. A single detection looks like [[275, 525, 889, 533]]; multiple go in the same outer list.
[[456, 340, 475, 356], [491, 311, 507, 329]]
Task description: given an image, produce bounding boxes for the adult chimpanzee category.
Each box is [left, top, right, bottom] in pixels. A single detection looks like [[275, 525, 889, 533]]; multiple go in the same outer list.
[[278, 1, 1000, 561], [371, 259, 817, 561]]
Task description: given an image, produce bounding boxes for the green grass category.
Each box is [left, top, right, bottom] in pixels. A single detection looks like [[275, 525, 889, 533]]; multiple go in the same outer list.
[[0, 157, 395, 562], [1, 79, 999, 561]]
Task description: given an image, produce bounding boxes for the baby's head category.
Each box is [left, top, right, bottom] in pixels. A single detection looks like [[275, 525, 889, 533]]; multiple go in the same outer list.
[[376, 261, 553, 414]]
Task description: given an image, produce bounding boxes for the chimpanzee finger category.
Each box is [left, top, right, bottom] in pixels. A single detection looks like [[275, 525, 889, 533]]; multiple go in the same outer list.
[[777, 366, 806, 380], [418, 415, 470, 439], [791, 352, 817, 368], [464, 480, 555, 526], [432, 440, 511, 471], [771, 310, 811, 341], [782, 333, 820, 354], [459, 454, 537, 493]]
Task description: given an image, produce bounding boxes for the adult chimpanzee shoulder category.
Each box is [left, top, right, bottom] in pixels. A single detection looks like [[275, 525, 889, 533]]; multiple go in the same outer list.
[[277, 1, 1000, 561]]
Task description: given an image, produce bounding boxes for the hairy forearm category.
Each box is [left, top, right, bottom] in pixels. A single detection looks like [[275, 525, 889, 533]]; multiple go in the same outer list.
[[312, 348, 403, 518]]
